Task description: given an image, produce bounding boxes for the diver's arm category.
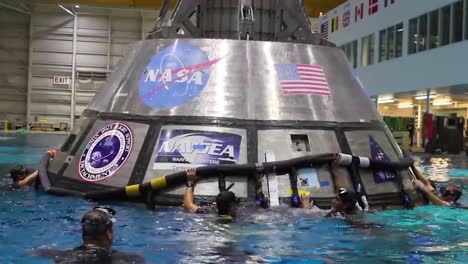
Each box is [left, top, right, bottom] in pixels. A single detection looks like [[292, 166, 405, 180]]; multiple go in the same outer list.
[[18, 170, 38, 186], [331, 155, 346, 190], [183, 168, 200, 213], [412, 168, 434, 191], [414, 180, 450, 206], [184, 185, 200, 213]]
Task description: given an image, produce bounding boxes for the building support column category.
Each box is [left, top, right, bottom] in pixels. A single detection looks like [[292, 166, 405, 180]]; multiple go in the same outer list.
[[70, 14, 78, 129], [417, 104, 422, 148], [26, 14, 33, 129]]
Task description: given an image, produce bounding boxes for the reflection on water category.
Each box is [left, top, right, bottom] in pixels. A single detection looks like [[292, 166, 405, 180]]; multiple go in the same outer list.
[[0, 134, 467, 263]]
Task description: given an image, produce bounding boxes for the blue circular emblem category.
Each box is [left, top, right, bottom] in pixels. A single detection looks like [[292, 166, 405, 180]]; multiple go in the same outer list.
[[138, 42, 219, 109], [79, 123, 133, 182]]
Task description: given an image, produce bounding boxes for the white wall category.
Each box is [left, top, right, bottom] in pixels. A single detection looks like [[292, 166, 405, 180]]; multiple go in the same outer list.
[[0, 7, 29, 126], [319, 0, 467, 96], [355, 41, 468, 95], [27, 4, 158, 128]]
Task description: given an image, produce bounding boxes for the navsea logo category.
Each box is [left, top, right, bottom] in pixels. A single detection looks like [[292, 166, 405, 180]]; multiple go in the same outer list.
[[154, 130, 242, 170], [79, 122, 133, 182], [138, 42, 222, 109]]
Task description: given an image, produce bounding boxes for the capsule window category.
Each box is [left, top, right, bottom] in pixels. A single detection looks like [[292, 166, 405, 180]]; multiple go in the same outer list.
[[290, 134, 310, 152], [60, 134, 77, 152]]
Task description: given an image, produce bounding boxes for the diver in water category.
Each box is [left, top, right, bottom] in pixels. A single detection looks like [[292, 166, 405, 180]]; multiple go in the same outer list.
[[413, 169, 464, 208], [38, 206, 145, 264], [183, 168, 239, 221], [298, 155, 359, 217], [9, 165, 40, 189]]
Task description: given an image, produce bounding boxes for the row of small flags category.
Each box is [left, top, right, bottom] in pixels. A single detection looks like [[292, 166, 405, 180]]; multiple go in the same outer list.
[[321, 0, 396, 39]]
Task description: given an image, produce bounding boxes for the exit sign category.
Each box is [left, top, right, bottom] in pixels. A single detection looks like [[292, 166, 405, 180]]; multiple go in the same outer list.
[[53, 76, 70, 85]]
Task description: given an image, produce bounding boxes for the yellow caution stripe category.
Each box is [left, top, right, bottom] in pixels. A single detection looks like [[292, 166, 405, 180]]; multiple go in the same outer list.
[[150, 176, 167, 190], [125, 184, 142, 197]]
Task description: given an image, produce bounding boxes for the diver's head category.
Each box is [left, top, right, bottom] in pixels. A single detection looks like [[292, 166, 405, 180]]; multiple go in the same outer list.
[[9, 165, 28, 183], [332, 188, 357, 214], [81, 206, 116, 248], [439, 185, 462, 203], [216, 191, 238, 218]]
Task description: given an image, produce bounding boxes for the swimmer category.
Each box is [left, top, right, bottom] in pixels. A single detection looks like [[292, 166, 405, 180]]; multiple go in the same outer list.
[[183, 168, 238, 221], [38, 206, 145, 264], [413, 168, 464, 208], [9, 165, 40, 188], [327, 155, 360, 217]]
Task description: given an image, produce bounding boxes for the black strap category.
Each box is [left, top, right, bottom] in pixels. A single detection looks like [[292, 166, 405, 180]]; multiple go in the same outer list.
[[218, 173, 226, 192], [289, 167, 301, 208], [394, 170, 414, 209]]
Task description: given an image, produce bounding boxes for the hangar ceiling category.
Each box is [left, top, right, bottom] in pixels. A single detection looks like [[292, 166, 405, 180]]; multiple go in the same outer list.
[[37, 0, 346, 17]]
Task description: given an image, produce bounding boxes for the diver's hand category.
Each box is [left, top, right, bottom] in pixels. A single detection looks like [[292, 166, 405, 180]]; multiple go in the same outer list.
[[186, 168, 197, 185], [300, 194, 313, 209], [414, 180, 428, 192], [332, 154, 342, 169]]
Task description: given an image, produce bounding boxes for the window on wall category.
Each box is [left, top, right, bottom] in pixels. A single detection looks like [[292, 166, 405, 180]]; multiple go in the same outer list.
[[387, 26, 395, 59], [452, 0, 463, 43], [361, 34, 374, 66], [395, 23, 403, 57], [341, 41, 358, 68], [351, 40, 358, 68], [408, 18, 418, 54], [418, 14, 428, 52], [379, 29, 388, 61], [429, 10, 439, 49], [465, 0, 468, 39], [440, 5, 451, 46]]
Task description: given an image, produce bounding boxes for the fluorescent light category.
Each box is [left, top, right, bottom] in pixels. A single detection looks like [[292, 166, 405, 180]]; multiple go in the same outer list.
[[398, 104, 414, 108], [398, 28, 403, 32], [75, 5, 80, 8], [415, 94, 437, 100], [378, 99, 395, 104], [433, 101, 453, 106]]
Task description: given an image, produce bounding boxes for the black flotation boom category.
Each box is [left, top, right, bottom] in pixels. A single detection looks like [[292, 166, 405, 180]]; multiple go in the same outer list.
[[83, 153, 414, 201]]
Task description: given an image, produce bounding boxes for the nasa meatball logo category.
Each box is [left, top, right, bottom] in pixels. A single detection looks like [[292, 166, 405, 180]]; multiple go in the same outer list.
[[79, 123, 133, 182], [138, 42, 221, 109]]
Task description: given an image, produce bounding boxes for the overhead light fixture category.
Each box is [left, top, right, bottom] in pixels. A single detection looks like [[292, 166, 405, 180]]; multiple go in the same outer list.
[[378, 99, 395, 104], [414, 94, 437, 100], [433, 101, 453, 106], [75, 5, 80, 8], [397, 28, 403, 32], [398, 104, 414, 109]]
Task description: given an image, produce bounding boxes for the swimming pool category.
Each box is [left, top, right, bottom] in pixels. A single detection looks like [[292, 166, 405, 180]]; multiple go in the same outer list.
[[0, 133, 467, 263]]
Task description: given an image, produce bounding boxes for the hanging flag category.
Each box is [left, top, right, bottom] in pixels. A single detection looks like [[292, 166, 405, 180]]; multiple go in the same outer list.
[[369, 136, 395, 183], [368, 0, 379, 15], [355, 3, 364, 22], [331, 16, 339, 32], [320, 21, 329, 39], [384, 0, 396, 7], [274, 64, 331, 96], [342, 10, 351, 28]]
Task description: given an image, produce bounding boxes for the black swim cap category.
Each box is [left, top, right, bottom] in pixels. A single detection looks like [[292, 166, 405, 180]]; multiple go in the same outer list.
[[216, 191, 237, 205], [9, 165, 28, 180], [81, 207, 116, 239]]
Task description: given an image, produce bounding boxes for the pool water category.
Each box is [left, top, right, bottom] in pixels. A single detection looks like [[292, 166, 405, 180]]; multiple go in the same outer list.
[[0, 134, 467, 263]]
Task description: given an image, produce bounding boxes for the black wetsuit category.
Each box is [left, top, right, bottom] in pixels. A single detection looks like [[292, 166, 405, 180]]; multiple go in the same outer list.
[[39, 244, 145, 264]]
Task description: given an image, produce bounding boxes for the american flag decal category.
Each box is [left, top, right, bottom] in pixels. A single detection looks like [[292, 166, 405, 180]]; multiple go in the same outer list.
[[320, 21, 329, 39], [274, 64, 331, 96]]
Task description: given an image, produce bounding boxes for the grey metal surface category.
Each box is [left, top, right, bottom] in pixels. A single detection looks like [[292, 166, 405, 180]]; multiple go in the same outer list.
[[148, 0, 327, 45], [48, 116, 92, 175], [62, 120, 149, 187], [345, 130, 413, 195], [144, 125, 249, 197], [87, 38, 380, 123], [258, 130, 353, 198]]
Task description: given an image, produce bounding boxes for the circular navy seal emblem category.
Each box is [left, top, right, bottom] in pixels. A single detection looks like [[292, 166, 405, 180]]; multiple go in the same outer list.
[[138, 42, 221, 109], [79, 122, 133, 182]]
